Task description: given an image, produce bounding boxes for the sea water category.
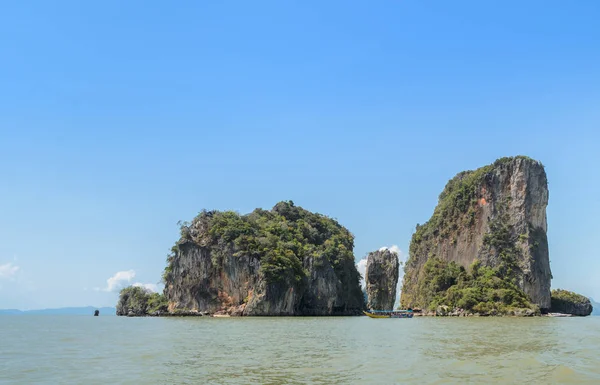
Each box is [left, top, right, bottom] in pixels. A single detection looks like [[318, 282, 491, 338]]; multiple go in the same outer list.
[[1, 315, 599, 384]]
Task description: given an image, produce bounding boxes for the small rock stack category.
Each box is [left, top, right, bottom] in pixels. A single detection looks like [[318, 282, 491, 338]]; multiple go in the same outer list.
[[365, 249, 399, 310]]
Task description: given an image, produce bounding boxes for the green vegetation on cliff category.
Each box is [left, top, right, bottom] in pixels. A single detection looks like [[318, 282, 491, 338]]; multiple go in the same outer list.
[[551, 289, 588, 304], [117, 286, 168, 316], [415, 258, 535, 314], [164, 201, 359, 290]]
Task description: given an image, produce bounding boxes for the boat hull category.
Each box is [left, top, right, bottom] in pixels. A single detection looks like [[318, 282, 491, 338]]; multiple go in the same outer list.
[[363, 311, 390, 318], [363, 310, 413, 319]]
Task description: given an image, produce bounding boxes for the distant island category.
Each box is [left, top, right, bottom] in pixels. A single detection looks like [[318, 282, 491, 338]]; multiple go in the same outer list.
[[117, 156, 593, 317], [0, 306, 116, 315]]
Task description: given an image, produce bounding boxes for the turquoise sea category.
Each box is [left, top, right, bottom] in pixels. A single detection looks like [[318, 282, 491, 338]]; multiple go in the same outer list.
[[1, 315, 599, 384]]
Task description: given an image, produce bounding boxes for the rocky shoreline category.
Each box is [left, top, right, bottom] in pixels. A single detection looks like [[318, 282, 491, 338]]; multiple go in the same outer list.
[[409, 305, 539, 317], [123, 310, 208, 317], [121, 307, 583, 318], [409, 307, 587, 317]]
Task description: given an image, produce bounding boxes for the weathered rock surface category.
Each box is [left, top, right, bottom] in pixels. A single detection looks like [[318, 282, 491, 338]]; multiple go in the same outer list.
[[401, 156, 552, 311], [550, 289, 593, 316], [365, 249, 399, 310], [163, 202, 364, 316], [436, 305, 449, 316]]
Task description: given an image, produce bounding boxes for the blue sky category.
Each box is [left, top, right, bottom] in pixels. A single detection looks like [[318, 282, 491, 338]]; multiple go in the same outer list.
[[1, 1, 599, 309]]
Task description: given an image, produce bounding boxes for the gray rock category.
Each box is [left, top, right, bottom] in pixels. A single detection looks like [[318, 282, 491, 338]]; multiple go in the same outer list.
[[365, 249, 399, 310], [436, 305, 449, 316]]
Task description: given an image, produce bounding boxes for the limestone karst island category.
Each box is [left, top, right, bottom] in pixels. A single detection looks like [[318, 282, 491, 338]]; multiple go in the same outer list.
[[117, 156, 593, 317]]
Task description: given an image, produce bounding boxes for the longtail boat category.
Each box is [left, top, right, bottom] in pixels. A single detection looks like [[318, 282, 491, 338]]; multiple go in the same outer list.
[[363, 309, 414, 318]]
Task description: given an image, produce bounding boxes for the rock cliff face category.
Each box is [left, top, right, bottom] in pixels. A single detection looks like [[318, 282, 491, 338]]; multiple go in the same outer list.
[[163, 201, 364, 316], [401, 156, 552, 312], [550, 289, 593, 316], [365, 249, 399, 310]]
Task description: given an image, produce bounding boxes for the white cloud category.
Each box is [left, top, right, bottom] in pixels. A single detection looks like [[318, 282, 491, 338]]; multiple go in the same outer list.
[[0, 263, 20, 279], [379, 245, 401, 256], [356, 258, 368, 288], [97, 270, 158, 293], [132, 282, 158, 292], [101, 270, 136, 292]]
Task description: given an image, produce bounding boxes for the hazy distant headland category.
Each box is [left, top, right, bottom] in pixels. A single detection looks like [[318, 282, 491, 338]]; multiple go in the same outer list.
[[117, 156, 592, 317], [0, 307, 116, 315]]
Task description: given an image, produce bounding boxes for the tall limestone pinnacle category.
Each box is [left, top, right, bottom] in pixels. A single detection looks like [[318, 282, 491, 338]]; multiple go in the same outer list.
[[365, 249, 400, 310], [400, 156, 552, 312]]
